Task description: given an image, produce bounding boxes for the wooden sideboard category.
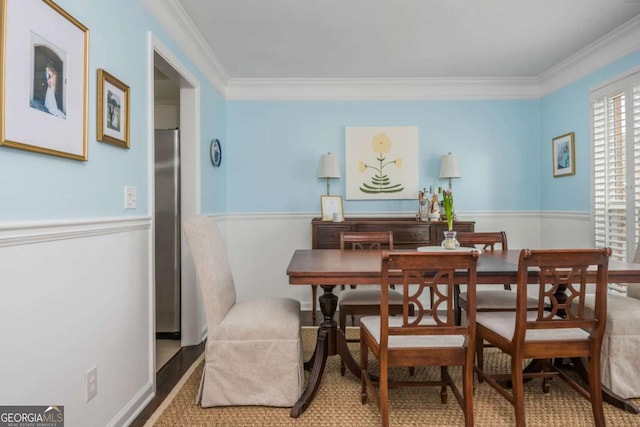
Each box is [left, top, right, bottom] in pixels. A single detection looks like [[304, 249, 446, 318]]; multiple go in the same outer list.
[[311, 217, 475, 249], [308, 217, 475, 316]]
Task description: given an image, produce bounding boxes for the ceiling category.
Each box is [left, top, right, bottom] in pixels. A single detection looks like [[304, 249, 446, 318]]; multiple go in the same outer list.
[[176, 0, 640, 80]]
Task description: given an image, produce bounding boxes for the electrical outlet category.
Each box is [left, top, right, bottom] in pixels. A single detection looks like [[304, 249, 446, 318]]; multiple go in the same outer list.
[[85, 367, 97, 402]]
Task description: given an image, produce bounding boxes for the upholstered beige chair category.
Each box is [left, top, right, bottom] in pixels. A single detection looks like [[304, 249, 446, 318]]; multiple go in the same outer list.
[[582, 244, 640, 404], [183, 216, 304, 407]]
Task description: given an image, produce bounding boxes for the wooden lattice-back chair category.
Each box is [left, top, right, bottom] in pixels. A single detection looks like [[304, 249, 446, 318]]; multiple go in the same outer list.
[[337, 231, 406, 376], [455, 231, 537, 325], [360, 250, 479, 427], [474, 248, 611, 427]]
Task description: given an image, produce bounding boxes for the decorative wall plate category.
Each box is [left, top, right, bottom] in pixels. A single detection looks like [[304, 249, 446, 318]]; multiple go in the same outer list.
[[210, 138, 222, 167]]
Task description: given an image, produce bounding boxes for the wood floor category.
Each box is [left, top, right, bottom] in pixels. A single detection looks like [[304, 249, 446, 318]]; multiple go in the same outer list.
[[128, 310, 322, 426]]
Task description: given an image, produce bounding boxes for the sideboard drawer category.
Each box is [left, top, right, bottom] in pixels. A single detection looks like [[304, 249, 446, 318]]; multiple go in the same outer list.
[[315, 224, 353, 248], [355, 224, 429, 248]]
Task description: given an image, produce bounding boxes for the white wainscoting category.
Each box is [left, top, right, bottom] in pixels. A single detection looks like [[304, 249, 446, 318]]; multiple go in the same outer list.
[[0, 211, 591, 426], [224, 211, 592, 311], [0, 217, 153, 427]]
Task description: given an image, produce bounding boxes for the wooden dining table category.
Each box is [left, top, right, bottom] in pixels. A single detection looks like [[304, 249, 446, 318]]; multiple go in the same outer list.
[[286, 248, 640, 418]]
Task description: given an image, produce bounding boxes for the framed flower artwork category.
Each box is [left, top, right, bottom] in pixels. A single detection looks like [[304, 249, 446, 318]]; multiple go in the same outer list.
[[345, 126, 419, 200]]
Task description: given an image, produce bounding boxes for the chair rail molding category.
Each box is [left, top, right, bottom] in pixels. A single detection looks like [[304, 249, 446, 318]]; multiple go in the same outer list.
[[0, 216, 151, 247]]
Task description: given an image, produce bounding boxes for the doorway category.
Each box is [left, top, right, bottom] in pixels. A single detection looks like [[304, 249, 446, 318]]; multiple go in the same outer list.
[[151, 38, 202, 376]]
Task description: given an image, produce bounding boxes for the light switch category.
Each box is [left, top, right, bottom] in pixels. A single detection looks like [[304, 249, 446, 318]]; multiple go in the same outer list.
[[125, 186, 137, 209]]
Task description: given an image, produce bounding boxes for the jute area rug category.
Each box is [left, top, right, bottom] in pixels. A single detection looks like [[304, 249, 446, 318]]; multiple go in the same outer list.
[[145, 327, 640, 426]]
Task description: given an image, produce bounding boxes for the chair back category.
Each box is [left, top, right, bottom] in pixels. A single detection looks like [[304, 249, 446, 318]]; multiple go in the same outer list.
[[379, 250, 479, 349], [457, 231, 508, 251], [340, 231, 394, 250], [513, 248, 611, 344], [183, 216, 237, 331]]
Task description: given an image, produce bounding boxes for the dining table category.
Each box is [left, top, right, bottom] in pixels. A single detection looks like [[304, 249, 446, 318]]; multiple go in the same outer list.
[[286, 248, 640, 418]]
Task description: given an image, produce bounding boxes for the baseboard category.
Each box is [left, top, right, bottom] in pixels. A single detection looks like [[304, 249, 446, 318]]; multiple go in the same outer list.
[[109, 382, 154, 427]]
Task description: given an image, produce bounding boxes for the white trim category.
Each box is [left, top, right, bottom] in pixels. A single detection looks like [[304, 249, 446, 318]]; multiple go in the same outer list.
[[0, 217, 151, 246], [222, 210, 584, 221], [226, 77, 541, 101], [149, 32, 204, 349], [590, 65, 640, 97], [142, 1, 640, 100], [540, 15, 640, 97], [141, 0, 228, 95], [108, 382, 154, 427]]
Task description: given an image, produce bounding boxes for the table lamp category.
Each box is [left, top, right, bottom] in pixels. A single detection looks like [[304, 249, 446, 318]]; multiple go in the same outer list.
[[318, 152, 340, 195], [439, 152, 460, 190]]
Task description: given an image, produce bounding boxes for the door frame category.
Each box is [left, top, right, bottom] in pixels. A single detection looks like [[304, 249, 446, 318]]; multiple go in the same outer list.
[[148, 32, 202, 386]]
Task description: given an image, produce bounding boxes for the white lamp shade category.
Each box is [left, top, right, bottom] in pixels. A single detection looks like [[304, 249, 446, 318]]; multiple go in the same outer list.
[[439, 153, 460, 178], [318, 153, 340, 178]]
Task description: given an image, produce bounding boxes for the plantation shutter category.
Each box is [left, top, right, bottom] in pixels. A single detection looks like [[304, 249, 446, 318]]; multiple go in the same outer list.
[[591, 70, 640, 294]]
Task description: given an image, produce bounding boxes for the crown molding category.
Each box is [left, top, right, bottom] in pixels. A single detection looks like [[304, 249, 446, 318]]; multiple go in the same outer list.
[[141, 0, 228, 96], [225, 77, 541, 101], [539, 15, 640, 96], [143, 1, 640, 101]]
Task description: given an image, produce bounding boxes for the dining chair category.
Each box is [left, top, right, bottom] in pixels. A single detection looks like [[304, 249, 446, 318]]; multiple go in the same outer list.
[[183, 216, 304, 407], [581, 242, 640, 404], [338, 231, 406, 376], [474, 248, 611, 427], [360, 250, 479, 427], [455, 231, 538, 326]]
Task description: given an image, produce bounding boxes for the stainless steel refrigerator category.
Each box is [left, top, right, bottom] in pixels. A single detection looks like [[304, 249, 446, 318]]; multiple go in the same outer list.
[[155, 129, 181, 338]]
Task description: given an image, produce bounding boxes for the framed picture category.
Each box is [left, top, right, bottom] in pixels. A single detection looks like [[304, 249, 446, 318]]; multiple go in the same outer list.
[[321, 195, 344, 221], [0, 0, 89, 160], [97, 69, 130, 148], [552, 132, 575, 177], [345, 126, 419, 200]]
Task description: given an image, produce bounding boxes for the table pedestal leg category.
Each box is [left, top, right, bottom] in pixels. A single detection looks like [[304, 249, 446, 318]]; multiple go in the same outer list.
[[290, 285, 337, 418]]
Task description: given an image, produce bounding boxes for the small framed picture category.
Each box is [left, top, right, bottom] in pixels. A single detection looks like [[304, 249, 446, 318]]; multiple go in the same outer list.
[[552, 132, 575, 177], [321, 195, 344, 222], [97, 68, 130, 148]]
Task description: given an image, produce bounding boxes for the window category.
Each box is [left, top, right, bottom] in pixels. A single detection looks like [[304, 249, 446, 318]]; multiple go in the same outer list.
[[591, 69, 640, 293]]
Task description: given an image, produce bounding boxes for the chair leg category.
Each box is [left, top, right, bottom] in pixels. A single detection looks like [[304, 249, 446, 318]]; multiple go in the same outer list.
[[587, 353, 606, 427], [511, 354, 526, 427], [463, 356, 474, 427], [360, 336, 368, 404], [440, 366, 448, 404], [475, 333, 485, 383], [339, 307, 348, 376], [380, 357, 390, 427], [311, 285, 317, 316]]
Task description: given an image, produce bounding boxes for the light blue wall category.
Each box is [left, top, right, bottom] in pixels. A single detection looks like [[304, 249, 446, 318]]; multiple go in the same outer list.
[[0, 0, 227, 222], [200, 86, 227, 214], [227, 99, 540, 214], [540, 51, 640, 212]]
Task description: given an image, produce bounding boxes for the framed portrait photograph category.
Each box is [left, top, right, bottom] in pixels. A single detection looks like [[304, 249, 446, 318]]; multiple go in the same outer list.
[[0, 0, 89, 160], [321, 195, 344, 222], [97, 69, 130, 148], [552, 132, 575, 177]]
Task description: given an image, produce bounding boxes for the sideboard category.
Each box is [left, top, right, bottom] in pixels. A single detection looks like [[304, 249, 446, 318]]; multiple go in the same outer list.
[[309, 217, 475, 314], [311, 217, 475, 249]]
